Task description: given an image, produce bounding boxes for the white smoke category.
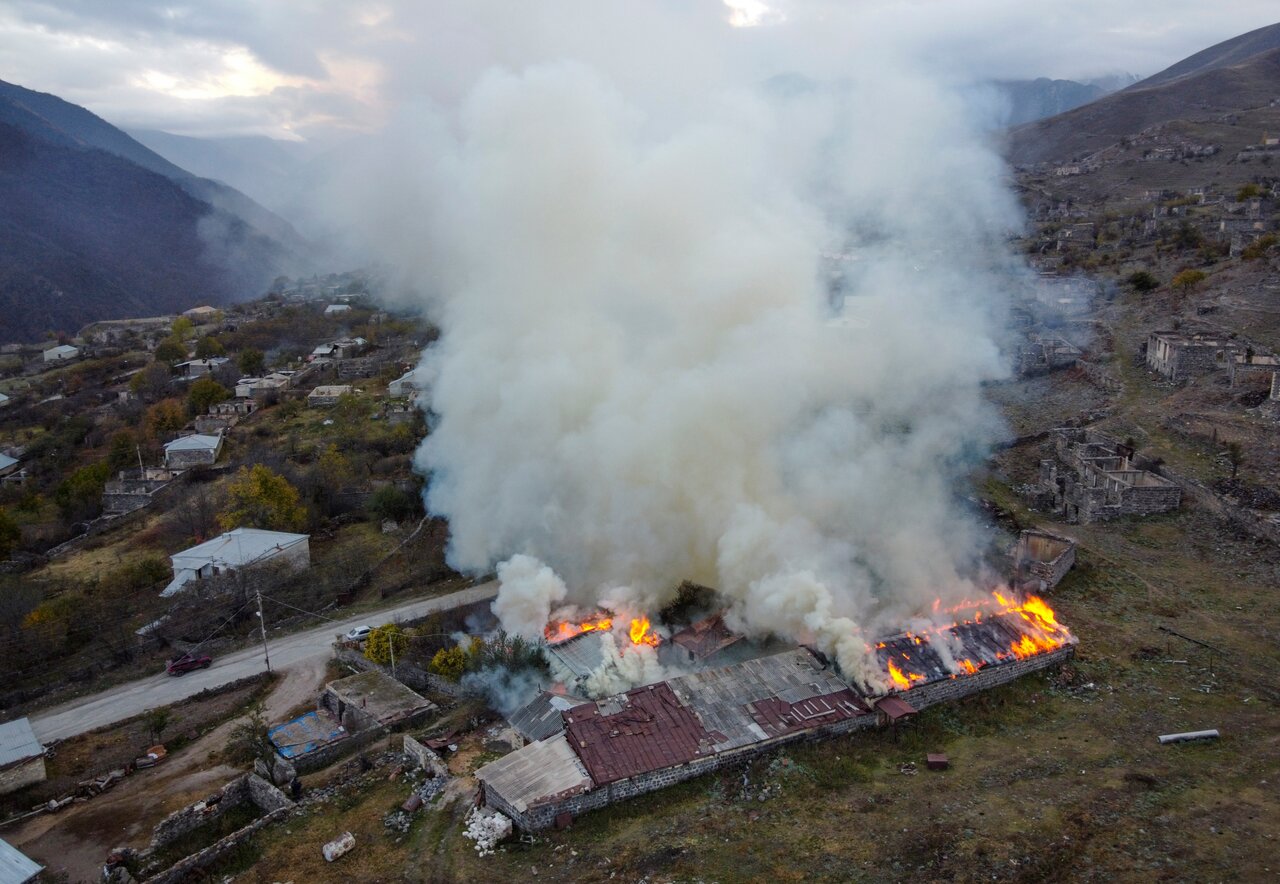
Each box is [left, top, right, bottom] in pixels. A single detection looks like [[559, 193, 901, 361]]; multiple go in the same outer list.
[[336, 18, 1025, 690]]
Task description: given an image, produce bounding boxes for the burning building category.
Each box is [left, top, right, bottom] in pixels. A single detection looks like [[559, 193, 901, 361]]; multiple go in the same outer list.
[[478, 592, 1076, 831]]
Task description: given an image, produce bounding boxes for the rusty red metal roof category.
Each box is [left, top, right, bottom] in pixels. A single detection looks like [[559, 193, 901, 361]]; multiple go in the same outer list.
[[874, 695, 918, 721], [747, 687, 869, 738], [563, 683, 711, 785]]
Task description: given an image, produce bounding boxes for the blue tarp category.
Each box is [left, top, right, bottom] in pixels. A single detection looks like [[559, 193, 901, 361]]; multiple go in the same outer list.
[[267, 710, 347, 759]]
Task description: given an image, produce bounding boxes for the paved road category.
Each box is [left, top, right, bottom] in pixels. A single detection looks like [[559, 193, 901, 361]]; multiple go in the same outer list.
[[29, 582, 498, 742]]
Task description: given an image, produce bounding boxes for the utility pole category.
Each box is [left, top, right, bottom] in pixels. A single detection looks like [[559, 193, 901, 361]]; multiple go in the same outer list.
[[389, 632, 396, 679], [255, 586, 272, 673], [136, 444, 145, 477]]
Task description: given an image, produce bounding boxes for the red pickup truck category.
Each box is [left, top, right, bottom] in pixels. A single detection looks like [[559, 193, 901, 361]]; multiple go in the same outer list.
[[165, 652, 212, 676]]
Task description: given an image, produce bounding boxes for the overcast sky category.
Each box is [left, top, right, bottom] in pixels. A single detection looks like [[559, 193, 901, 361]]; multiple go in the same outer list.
[[1, 1, 1277, 141]]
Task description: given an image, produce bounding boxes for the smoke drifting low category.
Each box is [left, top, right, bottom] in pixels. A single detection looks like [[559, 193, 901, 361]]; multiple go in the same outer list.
[[348, 36, 1025, 688]]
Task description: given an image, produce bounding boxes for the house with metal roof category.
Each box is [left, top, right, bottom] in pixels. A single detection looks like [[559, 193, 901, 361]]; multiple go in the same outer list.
[[162, 432, 224, 469], [0, 454, 18, 480], [0, 838, 43, 884], [0, 718, 46, 796], [162, 528, 310, 597], [42, 344, 80, 362], [508, 691, 589, 745]]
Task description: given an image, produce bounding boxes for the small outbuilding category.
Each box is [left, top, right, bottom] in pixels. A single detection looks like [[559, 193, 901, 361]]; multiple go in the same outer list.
[[0, 837, 43, 883], [321, 671, 436, 733], [308, 385, 353, 407], [0, 717, 46, 795]]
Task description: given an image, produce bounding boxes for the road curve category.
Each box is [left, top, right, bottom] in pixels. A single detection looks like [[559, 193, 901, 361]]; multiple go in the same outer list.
[[29, 582, 498, 742]]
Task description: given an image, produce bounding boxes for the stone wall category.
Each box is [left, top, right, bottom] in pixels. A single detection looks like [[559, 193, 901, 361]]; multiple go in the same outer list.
[[290, 725, 387, 775], [1229, 360, 1279, 388], [334, 642, 485, 700], [165, 447, 218, 469], [140, 773, 292, 884], [0, 756, 46, 795], [402, 734, 451, 778]]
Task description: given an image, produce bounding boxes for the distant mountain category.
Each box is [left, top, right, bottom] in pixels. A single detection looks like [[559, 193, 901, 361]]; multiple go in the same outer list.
[[994, 78, 1107, 127], [0, 80, 311, 341], [128, 129, 313, 225], [1006, 23, 1280, 166]]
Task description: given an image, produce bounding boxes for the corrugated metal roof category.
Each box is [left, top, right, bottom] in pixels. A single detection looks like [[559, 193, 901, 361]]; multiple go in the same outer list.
[[667, 648, 856, 752], [475, 734, 593, 812], [0, 454, 16, 472], [563, 683, 711, 785], [171, 528, 308, 570], [669, 614, 742, 662], [548, 632, 607, 679], [508, 691, 588, 743], [0, 718, 43, 768], [0, 838, 42, 884]]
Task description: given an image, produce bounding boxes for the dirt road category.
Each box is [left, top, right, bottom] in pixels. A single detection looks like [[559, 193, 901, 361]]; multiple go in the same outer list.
[[30, 582, 498, 743]]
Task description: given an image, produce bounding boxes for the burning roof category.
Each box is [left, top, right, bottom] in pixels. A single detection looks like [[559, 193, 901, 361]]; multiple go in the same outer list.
[[873, 591, 1076, 692]]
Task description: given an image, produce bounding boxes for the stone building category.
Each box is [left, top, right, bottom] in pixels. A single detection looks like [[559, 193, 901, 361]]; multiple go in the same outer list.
[[0, 717, 46, 795], [1024, 429, 1181, 523], [320, 670, 436, 733], [478, 638, 1074, 832], [1146, 331, 1240, 383], [103, 468, 181, 514], [162, 432, 223, 469], [1012, 528, 1077, 592], [162, 528, 310, 597], [1016, 333, 1083, 376], [308, 385, 353, 407]]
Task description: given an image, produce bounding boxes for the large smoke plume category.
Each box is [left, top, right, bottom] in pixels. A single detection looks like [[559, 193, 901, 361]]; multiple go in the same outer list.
[[339, 13, 1026, 689]]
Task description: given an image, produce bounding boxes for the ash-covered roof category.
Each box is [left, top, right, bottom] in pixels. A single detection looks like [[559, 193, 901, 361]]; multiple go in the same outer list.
[[668, 647, 862, 751], [564, 682, 712, 785], [475, 733, 592, 812], [508, 691, 588, 743]]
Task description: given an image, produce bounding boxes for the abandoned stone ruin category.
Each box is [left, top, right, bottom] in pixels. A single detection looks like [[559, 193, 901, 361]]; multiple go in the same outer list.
[[1145, 331, 1240, 383], [1022, 428, 1181, 523]]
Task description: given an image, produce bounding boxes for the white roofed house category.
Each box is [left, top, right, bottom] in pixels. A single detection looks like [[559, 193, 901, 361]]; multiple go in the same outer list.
[[162, 432, 224, 469], [162, 528, 310, 597], [0, 717, 46, 795], [324, 304, 352, 316], [42, 344, 80, 362], [308, 385, 353, 407], [387, 369, 424, 400], [175, 357, 230, 379], [0, 454, 19, 480]]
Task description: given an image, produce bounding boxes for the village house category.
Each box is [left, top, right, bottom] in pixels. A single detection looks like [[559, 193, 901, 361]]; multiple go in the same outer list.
[[0, 453, 19, 480], [507, 691, 589, 747], [182, 305, 220, 321], [175, 357, 230, 379], [1016, 333, 1083, 376], [388, 369, 422, 399], [0, 717, 46, 795], [161, 528, 310, 597], [210, 398, 257, 417], [42, 344, 80, 362], [1023, 429, 1181, 524], [162, 432, 223, 469], [1146, 331, 1241, 383], [234, 373, 291, 399], [308, 385, 353, 407], [323, 304, 352, 316], [0, 392, 10, 408]]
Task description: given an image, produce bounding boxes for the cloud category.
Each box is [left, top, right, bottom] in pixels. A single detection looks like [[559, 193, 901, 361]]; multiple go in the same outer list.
[[2, 2, 1278, 139]]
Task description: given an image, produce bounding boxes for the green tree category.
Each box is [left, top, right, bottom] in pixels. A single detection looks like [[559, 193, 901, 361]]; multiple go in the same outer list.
[[237, 348, 266, 377], [0, 508, 19, 559], [194, 336, 226, 358], [365, 624, 408, 665], [145, 707, 172, 744], [154, 337, 187, 364], [226, 701, 273, 765], [1171, 268, 1207, 293], [367, 485, 416, 522], [1236, 183, 1261, 201], [53, 462, 110, 520], [428, 645, 467, 682], [316, 444, 355, 489], [188, 376, 230, 414], [107, 430, 138, 473], [146, 398, 187, 439], [1124, 270, 1160, 293], [220, 465, 307, 532], [171, 316, 195, 341]]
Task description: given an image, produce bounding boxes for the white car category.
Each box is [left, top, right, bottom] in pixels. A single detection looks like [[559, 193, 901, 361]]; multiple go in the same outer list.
[[345, 625, 373, 642]]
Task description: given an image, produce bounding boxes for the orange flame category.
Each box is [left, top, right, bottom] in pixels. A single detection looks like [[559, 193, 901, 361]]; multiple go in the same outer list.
[[544, 614, 613, 644], [629, 616, 660, 647], [879, 590, 1072, 691]]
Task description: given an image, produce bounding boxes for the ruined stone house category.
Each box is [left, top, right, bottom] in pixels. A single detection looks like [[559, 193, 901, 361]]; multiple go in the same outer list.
[[1229, 352, 1280, 388], [1146, 332, 1240, 383], [1024, 429, 1180, 523], [1012, 528, 1077, 592]]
